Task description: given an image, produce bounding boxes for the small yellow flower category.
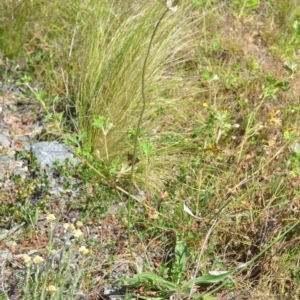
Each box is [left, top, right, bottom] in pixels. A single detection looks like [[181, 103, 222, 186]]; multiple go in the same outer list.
[[78, 246, 89, 255], [23, 254, 31, 264], [76, 221, 83, 227], [46, 214, 56, 222], [46, 285, 57, 292], [33, 255, 44, 265], [73, 229, 83, 238], [202, 102, 208, 108]]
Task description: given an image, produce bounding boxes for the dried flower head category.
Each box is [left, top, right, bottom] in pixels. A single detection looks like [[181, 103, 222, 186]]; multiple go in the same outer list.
[[166, 0, 179, 12]]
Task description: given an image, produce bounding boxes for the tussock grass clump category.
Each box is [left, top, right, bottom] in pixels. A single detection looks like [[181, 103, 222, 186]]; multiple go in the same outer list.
[[1, 0, 202, 192], [60, 1, 206, 193]]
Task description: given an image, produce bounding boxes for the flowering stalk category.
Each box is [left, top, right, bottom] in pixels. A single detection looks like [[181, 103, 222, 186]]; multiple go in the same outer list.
[[127, 0, 179, 258]]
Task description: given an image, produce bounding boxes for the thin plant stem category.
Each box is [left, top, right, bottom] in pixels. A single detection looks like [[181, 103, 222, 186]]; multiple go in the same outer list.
[[188, 217, 218, 300], [103, 131, 109, 160], [23, 264, 31, 298], [127, 8, 169, 259]]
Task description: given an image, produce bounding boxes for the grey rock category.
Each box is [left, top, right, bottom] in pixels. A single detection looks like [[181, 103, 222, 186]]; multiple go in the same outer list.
[[0, 155, 11, 163], [18, 136, 29, 143], [29, 142, 79, 168], [0, 133, 10, 148], [290, 141, 300, 153], [0, 230, 9, 241], [0, 250, 12, 260], [103, 286, 127, 300]]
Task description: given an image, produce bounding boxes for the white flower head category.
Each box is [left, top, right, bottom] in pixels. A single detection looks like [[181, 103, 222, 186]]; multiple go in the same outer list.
[[73, 229, 83, 238], [166, 0, 179, 12], [63, 223, 75, 231], [46, 285, 57, 292], [46, 214, 56, 222], [76, 220, 83, 227], [23, 254, 31, 265], [33, 255, 44, 265], [78, 246, 90, 255]]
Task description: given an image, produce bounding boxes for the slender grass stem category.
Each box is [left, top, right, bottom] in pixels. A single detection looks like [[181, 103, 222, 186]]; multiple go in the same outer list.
[[127, 7, 170, 259], [103, 131, 109, 160], [188, 217, 218, 300]]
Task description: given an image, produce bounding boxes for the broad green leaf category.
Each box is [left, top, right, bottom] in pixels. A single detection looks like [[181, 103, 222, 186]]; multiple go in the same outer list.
[[122, 272, 177, 291], [175, 235, 187, 268], [185, 272, 232, 288], [67, 134, 78, 145], [92, 116, 106, 128]]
